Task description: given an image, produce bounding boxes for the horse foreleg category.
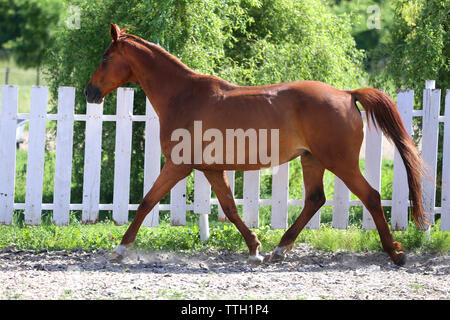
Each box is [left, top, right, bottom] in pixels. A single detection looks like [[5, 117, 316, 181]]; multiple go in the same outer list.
[[111, 160, 192, 260], [203, 170, 263, 264], [270, 154, 326, 262]]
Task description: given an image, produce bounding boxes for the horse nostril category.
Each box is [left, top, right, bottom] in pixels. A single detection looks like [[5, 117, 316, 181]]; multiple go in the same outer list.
[[84, 85, 92, 98], [84, 84, 103, 104]]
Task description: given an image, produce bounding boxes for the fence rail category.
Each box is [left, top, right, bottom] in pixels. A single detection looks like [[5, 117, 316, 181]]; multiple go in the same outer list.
[[0, 81, 449, 238]]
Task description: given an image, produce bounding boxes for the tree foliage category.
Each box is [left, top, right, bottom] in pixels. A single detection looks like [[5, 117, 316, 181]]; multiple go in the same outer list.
[[372, 0, 449, 97], [0, 0, 62, 68], [326, 0, 395, 72]]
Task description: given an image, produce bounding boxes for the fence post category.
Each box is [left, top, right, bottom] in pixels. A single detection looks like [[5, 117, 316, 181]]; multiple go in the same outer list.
[[363, 117, 383, 230], [170, 177, 187, 226], [142, 97, 161, 227], [243, 170, 260, 228], [421, 80, 440, 229], [24, 86, 48, 225], [194, 170, 211, 241], [112, 88, 134, 225], [271, 163, 289, 229], [332, 177, 350, 229], [391, 90, 414, 230], [53, 87, 75, 225], [441, 89, 450, 231], [82, 101, 103, 223], [5, 68, 9, 85], [0, 85, 18, 225]]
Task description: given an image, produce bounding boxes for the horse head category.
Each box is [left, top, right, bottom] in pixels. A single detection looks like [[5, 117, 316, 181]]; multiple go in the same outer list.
[[84, 23, 135, 104]]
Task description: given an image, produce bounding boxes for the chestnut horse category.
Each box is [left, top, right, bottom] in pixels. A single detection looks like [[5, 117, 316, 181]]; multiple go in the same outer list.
[[85, 24, 428, 266]]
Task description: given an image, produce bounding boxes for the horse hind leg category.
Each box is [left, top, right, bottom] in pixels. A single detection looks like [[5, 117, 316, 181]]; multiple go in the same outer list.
[[270, 154, 326, 262], [334, 167, 406, 265]]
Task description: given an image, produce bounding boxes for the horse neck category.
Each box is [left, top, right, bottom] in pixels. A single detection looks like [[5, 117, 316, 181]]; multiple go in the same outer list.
[[125, 41, 196, 119]]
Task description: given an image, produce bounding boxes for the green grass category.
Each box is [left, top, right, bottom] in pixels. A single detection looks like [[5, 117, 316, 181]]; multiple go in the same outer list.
[[1, 213, 448, 254]]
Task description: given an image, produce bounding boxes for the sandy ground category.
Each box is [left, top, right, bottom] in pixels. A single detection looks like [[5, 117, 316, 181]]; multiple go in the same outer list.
[[0, 243, 448, 300]]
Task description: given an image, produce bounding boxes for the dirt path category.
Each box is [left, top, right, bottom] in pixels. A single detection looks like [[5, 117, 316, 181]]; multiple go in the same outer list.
[[0, 243, 448, 300]]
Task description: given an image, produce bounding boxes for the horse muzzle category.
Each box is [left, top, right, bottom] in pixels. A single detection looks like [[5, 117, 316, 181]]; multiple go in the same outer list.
[[84, 84, 104, 104]]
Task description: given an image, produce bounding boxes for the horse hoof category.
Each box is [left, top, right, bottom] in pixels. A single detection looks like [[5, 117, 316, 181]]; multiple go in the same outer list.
[[248, 254, 264, 265], [394, 252, 407, 266], [270, 252, 286, 262], [109, 244, 128, 262], [109, 251, 124, 262], [269, 246, 287, 262]]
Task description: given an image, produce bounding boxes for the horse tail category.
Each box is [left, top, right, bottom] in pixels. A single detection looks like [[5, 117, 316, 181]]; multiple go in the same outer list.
[[349, 88, 430, 229]]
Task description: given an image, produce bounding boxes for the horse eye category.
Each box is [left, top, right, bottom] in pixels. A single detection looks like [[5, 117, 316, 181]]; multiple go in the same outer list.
[[102, 57, 112, 62]]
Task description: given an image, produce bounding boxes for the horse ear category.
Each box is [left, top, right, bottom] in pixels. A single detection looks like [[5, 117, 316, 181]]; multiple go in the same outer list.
[[110, 23, 120, 41]]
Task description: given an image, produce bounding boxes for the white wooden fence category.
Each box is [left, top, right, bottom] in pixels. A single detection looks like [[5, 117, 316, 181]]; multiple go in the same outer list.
[[0, 81, 449, 240]]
